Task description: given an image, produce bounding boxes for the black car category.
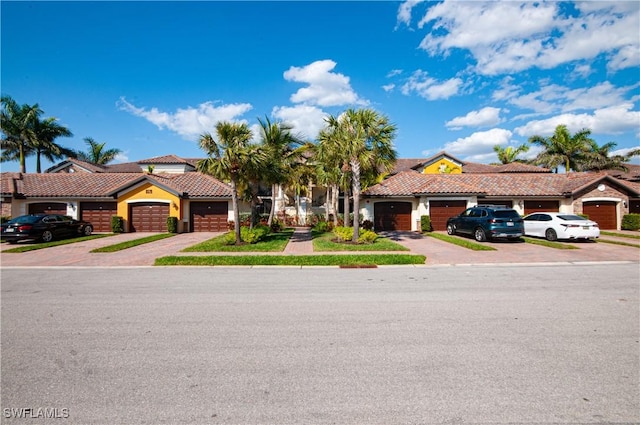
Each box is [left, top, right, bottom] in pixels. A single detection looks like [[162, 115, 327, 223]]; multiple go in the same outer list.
[[446, 205, 524, 242], [1, 214, 93, 244]]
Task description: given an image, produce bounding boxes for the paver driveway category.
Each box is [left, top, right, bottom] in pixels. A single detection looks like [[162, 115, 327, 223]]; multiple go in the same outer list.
[[0, 229, 638, 267]]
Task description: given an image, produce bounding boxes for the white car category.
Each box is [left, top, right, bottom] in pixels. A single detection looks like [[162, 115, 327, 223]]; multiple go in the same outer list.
[[523, 212, 600, 241]]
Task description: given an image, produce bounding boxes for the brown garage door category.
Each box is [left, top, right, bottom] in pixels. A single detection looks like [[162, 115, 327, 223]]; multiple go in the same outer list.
[[29, 202, 67, 215], [429, 200, 467, 231], [129, 202, 169, 232], [191, 202, 228, 232], [374, 202, 412, 231], [80, 202, 117, 232], [524, 200, 559, 215], [583, 201, 617, 230]]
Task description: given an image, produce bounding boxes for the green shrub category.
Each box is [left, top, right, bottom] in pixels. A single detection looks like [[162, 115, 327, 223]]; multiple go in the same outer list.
[[240, 224, 271, 244], [313, 221, 332, 233], [0, 216, 11, 224], [333, 226, 354, 242], [357, 229, 378, 244], [111, 216, 124, 233], [270, 217, 283, 232], [420, 215, 432, 232], [578, 213, 589, 220], [166, 216, 178, 233], [621, 213, 640, 231], [222, 232, 237, 245]]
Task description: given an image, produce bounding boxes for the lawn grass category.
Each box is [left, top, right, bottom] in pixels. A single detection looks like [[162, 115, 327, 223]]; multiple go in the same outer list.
[[601, 231, 640, 240], [597, 238, 640, 248], [521, 236, 580, 249], [90, 233, 175, 252], [154, 253, 425, 266], [425, 232, 497, 251], [2, 234, 113, 253], [312, 231, 409, 252], [182, 229, 294, 252]]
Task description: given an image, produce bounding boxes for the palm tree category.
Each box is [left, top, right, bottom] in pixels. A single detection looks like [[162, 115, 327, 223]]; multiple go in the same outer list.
[[493, 144, 529, 164], [197, 122, 254, 245], [256, 116, 307, 226], [576, 140, 640, 172], [31, 117, 74, 173], [528, 125, 593, 173], [0, 95, 42, 173], [321, 108, 397, 242], [74, 137, 122, 165]]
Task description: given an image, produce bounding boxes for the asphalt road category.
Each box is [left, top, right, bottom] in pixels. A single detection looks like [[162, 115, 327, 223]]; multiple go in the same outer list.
[[2, 265, 639, 424]]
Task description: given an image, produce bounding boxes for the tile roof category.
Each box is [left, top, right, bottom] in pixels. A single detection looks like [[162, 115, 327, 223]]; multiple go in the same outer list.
[[1, 172, 21, 195], [15, 173, 142, 197], [137, 154, 192, 164], [364, 171, 640, 198], [462, 161, 550, 173], [146, 173, 232, 197], [6, 172, 231, 199]]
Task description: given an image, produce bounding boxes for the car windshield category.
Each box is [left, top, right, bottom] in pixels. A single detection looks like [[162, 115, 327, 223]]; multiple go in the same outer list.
[[557, 214, 586, 221], [7, 215, 42, 224], [493, 210, 520, 219]]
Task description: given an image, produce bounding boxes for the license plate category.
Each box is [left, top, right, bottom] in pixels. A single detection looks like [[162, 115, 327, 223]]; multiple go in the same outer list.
[[583, 226, 589, 230], [507, 222, 514, 226], [5, 228, 14, 232]]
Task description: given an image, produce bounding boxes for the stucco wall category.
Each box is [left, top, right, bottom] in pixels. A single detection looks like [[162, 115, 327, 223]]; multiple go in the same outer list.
[[117, 182, 181, 232]]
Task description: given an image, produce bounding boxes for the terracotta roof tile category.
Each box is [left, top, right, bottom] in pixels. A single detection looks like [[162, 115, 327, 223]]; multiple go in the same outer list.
[[137, 154, 191, 164], [364, 171, 634, 197], [17, 173, 142, 197], [147, 173, 232, 198]]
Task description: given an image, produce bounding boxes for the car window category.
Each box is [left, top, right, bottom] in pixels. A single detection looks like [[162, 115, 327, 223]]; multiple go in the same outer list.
[[557, 215, 585, 221], [540, 214, 552, 221], [524, 214, 539, 221], [461, 209, 473, 217], [494, 210, 520, 219]]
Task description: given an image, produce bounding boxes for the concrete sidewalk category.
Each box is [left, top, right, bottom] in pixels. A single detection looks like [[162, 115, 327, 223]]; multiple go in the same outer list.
[[1, 227, 638, 267]]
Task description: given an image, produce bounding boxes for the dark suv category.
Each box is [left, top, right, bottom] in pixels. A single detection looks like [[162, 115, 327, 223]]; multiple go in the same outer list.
[[446, 205, 524, 242]]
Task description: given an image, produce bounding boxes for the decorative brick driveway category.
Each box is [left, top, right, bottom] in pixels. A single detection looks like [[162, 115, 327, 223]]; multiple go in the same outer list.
[[0, 229, 638, 267]]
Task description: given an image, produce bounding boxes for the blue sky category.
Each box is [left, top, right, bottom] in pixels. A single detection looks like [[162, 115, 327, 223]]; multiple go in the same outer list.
[[2, 1, 639, 173]]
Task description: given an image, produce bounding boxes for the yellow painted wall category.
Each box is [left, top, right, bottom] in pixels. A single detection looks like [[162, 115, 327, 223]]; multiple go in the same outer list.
[[116, 182, 181, 231], [422, 158, 462, 174]]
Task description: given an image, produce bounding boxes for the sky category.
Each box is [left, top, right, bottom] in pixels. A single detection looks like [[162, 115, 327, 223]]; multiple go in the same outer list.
[[1, 0, 639, 173]]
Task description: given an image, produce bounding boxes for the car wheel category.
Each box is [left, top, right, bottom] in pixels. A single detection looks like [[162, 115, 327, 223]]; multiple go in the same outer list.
[[446, 224, 456, 235], [8, 240, 17, 245], [474, 227, 487, 242], [83, 225, 93, 236], [41, 230, 53, 243], [545, 228, 558, 241]]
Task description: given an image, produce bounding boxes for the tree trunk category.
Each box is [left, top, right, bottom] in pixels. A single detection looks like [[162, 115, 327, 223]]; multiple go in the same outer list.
[[230, 176, 242, 245], [249, 182, 260, 229], [351, 159, 361, 242], [343, 188, 350, 227], [324, 185, 331, 222], [332, 184, 339, 227], [267, 183, 277, 226], [36, 150, 42, 173], [19, 144, 26, 173]]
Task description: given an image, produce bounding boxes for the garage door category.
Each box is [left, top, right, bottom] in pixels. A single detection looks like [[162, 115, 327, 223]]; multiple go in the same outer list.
[[191, 202, 228, 232], [583, 201, 617, 230], [429, 200, 467, 231], [524, 200, 559, 215], [374, 202, 412, 231], [80, 202, 117, 232], [28, 202, 67, 215], [129, 202, 169, 232]]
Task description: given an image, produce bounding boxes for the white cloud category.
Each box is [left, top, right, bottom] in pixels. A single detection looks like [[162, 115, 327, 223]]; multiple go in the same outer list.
[[117, 97, 252, 140], [396, 0, 424, 28], [401, 70, 462, 100], [414, 1, 639, 76], [514, 103, 640, 138], [272, 104, 328, 141], [434, 128, 514, 158], [283, 60, 368, 107], [382, 83, 395, 92], [445, 107, 502, 130]]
